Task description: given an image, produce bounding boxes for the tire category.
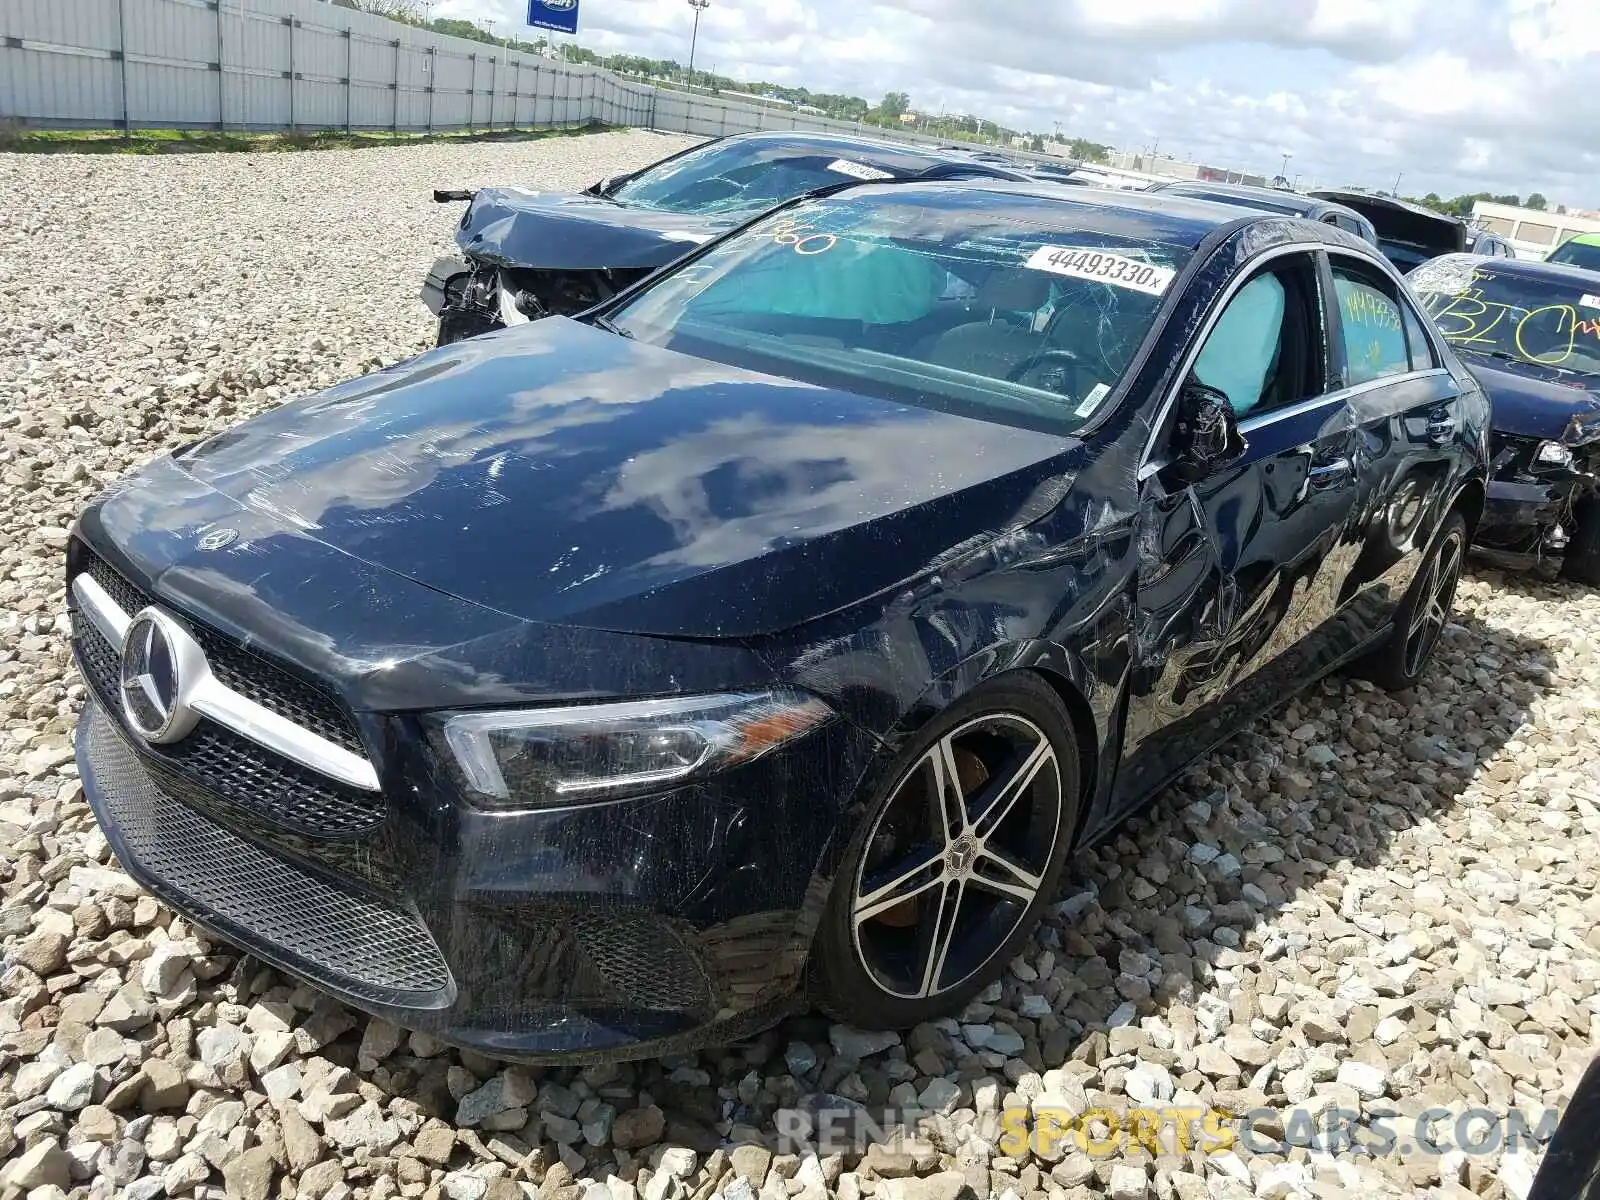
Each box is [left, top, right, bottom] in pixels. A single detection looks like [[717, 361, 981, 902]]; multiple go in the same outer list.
[[1561, 496, 1600, 586], [808, 673, 1082, 1030], [1354, 510, 1467, 692]]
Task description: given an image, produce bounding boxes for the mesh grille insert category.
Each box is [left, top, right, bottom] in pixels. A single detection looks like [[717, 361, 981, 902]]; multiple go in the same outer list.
[[571, 911, 713, 1015], [71, 613, 385, 838], [83, 701, 452, 1006], [79, 551, 367, 756]]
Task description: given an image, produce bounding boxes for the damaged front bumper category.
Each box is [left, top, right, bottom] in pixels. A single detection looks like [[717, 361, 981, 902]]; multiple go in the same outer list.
[[1475, 425, 1600, 569], [74, 690, 858, 1061], [420, 255, 470, 317], [425, 258, 653, 346]]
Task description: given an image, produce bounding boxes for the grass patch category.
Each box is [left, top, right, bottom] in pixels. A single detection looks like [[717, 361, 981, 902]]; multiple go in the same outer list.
[[0, 121, 612, 155]]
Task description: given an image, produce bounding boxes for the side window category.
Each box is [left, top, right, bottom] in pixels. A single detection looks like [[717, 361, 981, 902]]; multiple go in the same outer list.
[[1401, 298, 1437, 370], [1330, 262, 1410, 385], [1191, 254, 1323, 419]]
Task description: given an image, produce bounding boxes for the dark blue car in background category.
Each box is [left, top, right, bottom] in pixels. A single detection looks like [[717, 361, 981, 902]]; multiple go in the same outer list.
[[1410, 253, 1600, 583], [422, 130, 1035, 344], [1146, 179, 1379, 245]]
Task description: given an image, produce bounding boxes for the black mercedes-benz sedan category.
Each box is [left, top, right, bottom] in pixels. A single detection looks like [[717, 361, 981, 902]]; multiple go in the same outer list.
[[70, 181, 1487, 1061], [1408, 253, 1600, 583], [422, 130, 1030, 345]]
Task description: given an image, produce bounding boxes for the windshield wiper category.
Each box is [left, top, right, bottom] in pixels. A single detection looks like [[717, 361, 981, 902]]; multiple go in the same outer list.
[[592, 315, 635, 339], [1468, 346, 1600, 380], [1466, 347, 1541, 368]]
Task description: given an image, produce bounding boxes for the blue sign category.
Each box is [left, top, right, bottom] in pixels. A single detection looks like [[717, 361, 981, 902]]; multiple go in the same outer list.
[[527, 0, 579, 35]]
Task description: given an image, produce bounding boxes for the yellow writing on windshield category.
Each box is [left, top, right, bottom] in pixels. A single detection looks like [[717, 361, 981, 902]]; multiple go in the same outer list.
[[1424, 289, 1600, 367]]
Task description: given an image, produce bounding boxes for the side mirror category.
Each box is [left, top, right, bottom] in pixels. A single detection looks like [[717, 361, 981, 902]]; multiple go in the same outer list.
[[1170, 381, 1247, 483]]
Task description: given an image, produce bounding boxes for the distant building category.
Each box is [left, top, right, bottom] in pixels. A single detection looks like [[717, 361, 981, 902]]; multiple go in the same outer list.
[[1472, 200, 1600, 260]]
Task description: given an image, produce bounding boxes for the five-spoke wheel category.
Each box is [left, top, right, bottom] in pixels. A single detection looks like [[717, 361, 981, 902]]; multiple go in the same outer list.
[[1403, 524, 1463, 679], [809, 675, 1080, 1027], [1357, 510, 1468, 692]]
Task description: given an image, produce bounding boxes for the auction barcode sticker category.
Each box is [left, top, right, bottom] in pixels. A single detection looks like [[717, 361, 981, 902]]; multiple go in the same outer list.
[[828, 158, 895, 182], [1025, 246, 1176, 296]]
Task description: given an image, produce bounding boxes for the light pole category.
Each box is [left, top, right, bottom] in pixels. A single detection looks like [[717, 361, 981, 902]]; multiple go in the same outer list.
[[1279, 151, 1292, 178], [687, 0, 710, 90]]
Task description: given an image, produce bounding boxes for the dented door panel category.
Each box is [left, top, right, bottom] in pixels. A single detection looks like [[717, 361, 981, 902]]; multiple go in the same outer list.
[[1115, 392, 1362, 807]]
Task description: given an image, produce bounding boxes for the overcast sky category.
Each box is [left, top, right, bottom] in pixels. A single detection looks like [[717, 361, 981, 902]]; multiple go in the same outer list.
[[437, 0, 1600, 204]]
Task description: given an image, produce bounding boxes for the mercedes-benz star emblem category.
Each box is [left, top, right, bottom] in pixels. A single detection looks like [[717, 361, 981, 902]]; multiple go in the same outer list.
[[119, 609, 202, 744], [196, 527, 238, 551], [947, 836, 976, 875]]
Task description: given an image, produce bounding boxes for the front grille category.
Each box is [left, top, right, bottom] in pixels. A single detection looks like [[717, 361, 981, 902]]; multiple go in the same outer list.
[[71, 615, 385, 840], [83, 701, 452, 1006], [78, 550, 366, 756]]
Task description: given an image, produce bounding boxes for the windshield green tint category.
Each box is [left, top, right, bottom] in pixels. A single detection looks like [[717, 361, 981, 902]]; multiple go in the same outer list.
[[609, 190, 1194, 432], [1409, 256, 1600, 377]]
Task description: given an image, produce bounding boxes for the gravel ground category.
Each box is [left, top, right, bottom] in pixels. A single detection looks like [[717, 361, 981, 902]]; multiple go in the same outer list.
[[3, 132, 1600, 1200]]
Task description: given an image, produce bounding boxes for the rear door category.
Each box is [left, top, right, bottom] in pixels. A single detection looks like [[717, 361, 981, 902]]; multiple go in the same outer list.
[[1320, 251, 1467, 641]]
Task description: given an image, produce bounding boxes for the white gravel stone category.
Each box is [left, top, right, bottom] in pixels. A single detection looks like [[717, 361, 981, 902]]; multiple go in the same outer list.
[[1335, 1060, 1388, 1100], [44, 1062, 98, 1111]]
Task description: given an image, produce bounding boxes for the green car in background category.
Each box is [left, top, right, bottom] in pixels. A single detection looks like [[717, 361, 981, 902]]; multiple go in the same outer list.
[[1547, 232, 1600, 270]]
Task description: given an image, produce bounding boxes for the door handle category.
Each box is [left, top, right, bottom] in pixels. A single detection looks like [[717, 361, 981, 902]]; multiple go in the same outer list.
[[1308, 458, 1353, 491], [1426, 410, 1457, 446]]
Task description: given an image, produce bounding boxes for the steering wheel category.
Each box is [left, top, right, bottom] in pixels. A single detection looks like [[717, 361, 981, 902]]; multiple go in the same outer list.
[[1006, 349, 1087, 399]]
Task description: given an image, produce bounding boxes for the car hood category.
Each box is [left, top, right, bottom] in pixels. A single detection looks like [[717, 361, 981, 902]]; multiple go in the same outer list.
[[172, 318, 1076, 638], [455, 187, 728, 271], [1465, 356, 1600, 442]]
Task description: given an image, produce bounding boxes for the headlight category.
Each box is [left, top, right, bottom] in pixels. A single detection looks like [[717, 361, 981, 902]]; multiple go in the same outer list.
[[432, 690, 834, 810], [1535, 440, 1575, 468]]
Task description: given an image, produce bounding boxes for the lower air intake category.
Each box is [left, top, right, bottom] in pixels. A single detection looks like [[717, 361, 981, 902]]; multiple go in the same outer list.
[[82, 701, 454, 1008]]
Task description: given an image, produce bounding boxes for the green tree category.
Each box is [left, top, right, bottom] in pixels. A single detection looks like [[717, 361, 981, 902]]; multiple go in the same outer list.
[[1526, 192, 1549, 211], [1067, 137, 1110, 164], [879, 92, 911, 121]]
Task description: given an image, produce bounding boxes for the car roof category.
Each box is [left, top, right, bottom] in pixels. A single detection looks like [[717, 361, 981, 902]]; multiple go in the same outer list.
[[1560, 232, 1600, 248], [1423, 252, 1600, 287], [1155, 180, 1323, 213], [721, 130, 1026, 176], [835, 177, 1369, 252]]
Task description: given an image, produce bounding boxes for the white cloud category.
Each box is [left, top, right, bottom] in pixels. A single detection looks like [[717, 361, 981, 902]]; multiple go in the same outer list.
[[438, 0, 1600, 201]]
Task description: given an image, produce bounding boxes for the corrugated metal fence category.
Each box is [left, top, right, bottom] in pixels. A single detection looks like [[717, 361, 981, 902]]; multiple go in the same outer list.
[[0, 0, 1054, 161]]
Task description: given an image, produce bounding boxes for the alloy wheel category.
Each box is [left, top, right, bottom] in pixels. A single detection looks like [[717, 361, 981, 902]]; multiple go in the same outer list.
[[850, 713, 1063, 1000], [1404, 528, 1464, 678]]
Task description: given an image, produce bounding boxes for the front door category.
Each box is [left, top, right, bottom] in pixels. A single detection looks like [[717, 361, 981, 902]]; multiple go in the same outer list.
[[1115, 247, 1364, 807]]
